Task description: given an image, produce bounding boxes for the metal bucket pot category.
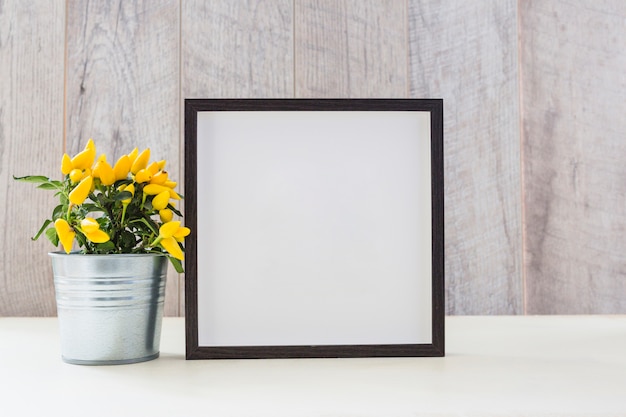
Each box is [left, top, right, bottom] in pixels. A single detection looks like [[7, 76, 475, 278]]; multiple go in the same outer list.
[[49, 252, 167, 365]]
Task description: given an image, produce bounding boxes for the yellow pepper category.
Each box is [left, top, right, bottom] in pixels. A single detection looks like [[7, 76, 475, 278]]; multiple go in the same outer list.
[[159, 208, 173, 223], [152, 190, 170, 211], [92, 155, 115, 186], [54, 219, 76, 253], [143, 183, 181, 200], [79, 218, 110, 243], [61, 154, 73, 175], [152, 221, 187, 260], [149, 171, 168, 185], [127, 147, 139, 165], [130, 148, 150, 174], [69, 176, 93, 205], [98, 160, 116, 186], [146, 161, 160, 176], [113, 155, 131, 181], [134, 169, 152, 183], [70, 139, 96, 170], [119, 183, 134, 204], [118, 183, 135, 224], [173, 226, 190, 243], [143, 183, 169, 196], [69, 168, 90, 183]]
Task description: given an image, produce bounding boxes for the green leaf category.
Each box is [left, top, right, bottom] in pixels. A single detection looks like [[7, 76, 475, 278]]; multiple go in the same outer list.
[[45, 227, 59, 247], [74, 231, 87, 249], [131, 217, 159, 235], [96, 193, 108, 207], [120, 230, 137, 246], [94, 241, 116, 252], [82, 204, 102, 213], [13, 175, 50, 183], [115, 191, 132, 201], [32, 219, 53, 241], [114, 179, 133, 188], [167, 204, 183, 217], [52, 204, 64, 220], [37, 182, 59, 190], [169, 257, 184, 273]]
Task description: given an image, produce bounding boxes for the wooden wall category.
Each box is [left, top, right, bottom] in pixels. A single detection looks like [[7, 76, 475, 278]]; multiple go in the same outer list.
[[1, 1, 624, 316], [521, 1, 626, 313]]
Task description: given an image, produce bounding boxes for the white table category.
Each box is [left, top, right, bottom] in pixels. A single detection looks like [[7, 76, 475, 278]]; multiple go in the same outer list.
[[1, 316, 625, 416]]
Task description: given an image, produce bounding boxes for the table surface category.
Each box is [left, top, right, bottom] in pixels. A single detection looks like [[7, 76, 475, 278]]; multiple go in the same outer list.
[[1, 316, 625, 417]]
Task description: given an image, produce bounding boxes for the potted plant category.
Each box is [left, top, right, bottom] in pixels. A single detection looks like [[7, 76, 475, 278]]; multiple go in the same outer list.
[[14, 139, 189, 365]]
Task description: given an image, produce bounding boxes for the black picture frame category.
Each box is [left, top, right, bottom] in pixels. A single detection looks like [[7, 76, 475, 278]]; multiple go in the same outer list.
[[185, 99, 444, 359]]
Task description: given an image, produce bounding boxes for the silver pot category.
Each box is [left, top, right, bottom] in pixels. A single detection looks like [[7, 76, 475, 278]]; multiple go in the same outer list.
[[49, 252, 167, 365]]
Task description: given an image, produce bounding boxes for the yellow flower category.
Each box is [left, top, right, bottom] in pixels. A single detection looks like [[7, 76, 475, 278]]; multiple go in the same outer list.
[[69, 175, 93, 205], [130, 148, 150, 174], [113, 154, 131, 181], [152, 190, 170, 211], [79, 218, 110, 243], [54, 219, 75, 254]]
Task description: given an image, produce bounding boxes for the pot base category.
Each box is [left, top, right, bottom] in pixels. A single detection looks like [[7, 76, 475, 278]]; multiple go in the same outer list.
[[62, 352, 160, 366]]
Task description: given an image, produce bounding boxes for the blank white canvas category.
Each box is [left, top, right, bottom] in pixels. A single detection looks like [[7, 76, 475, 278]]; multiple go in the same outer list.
[[196, 111, 432, 346]]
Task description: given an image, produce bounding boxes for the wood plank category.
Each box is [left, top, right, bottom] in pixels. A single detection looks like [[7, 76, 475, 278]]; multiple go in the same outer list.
[[521, 1, 626, 313], [182, 0, 294, 314], [409, 0, 523, 314], [0, 1, 66, 316], [182, 0, 294, 99], [65, 0, 181, 316], [295, 0, 407, 98]]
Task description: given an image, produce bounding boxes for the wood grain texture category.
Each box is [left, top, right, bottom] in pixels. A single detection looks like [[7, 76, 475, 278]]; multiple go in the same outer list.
[[182, 0, 293, 99], [295, 0, 407, 98], [0, 0, 65, 316], [521, 1, 626, 313], [5, 0, 625, 317], [409, 0, 523, 314], [65, 0, 182, 316]]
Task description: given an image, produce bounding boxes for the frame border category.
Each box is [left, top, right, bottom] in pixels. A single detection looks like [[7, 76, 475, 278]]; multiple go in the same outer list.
[[185, 99, 444, 359]]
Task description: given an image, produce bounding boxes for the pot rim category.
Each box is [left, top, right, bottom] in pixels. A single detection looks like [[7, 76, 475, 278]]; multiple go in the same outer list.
[[48, 251, 166, 258]]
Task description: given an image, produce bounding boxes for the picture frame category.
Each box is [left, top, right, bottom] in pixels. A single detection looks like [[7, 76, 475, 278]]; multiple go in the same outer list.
[[185, 99, 444, 359]]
